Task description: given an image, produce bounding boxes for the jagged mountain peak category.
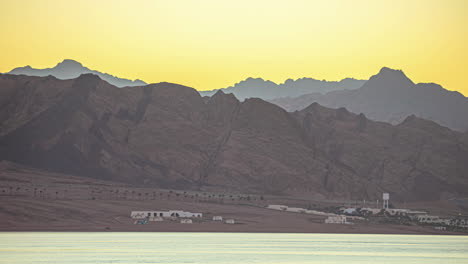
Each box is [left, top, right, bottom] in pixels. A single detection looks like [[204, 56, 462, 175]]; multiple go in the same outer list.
[[365, 67, 414, 88]]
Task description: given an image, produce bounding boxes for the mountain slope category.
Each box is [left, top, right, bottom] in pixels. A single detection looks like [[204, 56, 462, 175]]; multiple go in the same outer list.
[[200, 77, 366, 100], [271, 67, 468, 131], [0, 74, 467, 202], [7, 59, 146, 88]]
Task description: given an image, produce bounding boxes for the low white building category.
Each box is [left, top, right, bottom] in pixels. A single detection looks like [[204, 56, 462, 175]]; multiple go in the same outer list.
[[360, 208, 381, 215], [131, 210, 202, 219], [225, 219, 235, 224], [148, 216, 164, 222], [341, 208, 358, 215], [180, 219, 193, 224], [286, 207, 307, 213], [213, 216, 223, 221], [386, 209, 410, 216], [417, 215, 441, 224], [325, 215, 348, 224], [267, 205, 288, 211]]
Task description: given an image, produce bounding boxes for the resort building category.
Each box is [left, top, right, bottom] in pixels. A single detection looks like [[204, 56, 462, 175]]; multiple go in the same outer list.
[[416, 215, 441, 224], [212, 216, 223, 221], [325, 215, 348, 224], [286, 207, 307, 213], [131, 210, 202, 219], [267, 205, 288, 211], [180, 219, 193, 224]]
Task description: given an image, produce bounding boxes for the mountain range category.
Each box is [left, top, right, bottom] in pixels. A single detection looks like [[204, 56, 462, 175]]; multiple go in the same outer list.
[[7, 59, 146, 88], [270, 68, 468, 132], [200, 77, 366, 100], [0, 73, 467, 202], [8, 60, 467, 132]]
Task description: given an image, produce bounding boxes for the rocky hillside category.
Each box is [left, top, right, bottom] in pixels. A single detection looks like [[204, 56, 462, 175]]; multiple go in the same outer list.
[[0, 74, 467, 202]]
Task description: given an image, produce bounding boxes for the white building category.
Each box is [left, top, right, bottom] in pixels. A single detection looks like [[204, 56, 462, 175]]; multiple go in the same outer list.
[[286, 207, 307, 213], [180, 219, 193, 224], [386, 209, 410, 216], [359, 208, 381, 215], [341, 208, 358, 215], [267, 205, 288, 211], [148, 216, 164, 222], [417, 215, 441, 224], [325, 215, 348, 224], [225, 219, 235, 224], [212, 216, 223, 221], [131, 210, 202, 219]]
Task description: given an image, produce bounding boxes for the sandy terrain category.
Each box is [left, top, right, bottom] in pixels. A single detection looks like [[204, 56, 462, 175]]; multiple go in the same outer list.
[[0, 161, 465, 235], [0, 196, 461, 235]]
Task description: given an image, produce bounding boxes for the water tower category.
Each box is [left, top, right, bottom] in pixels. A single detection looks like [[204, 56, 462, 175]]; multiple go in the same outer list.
[[382, 193, 389, 209]]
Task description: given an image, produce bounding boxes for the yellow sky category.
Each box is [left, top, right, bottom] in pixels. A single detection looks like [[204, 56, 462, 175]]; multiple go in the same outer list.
[[0, 0, 467, 94]]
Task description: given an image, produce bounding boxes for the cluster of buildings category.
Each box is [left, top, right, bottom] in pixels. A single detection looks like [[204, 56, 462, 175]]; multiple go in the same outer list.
[[130, 210, 236, 225], [338, 193, 468, 231], [131, 210, 202, 224], [266, 204, 361, 224], [267, 193, 467, 231]]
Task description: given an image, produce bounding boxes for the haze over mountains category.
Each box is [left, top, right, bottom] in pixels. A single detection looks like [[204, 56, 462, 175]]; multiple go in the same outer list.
[[271, 68, 468, 132], [199, 77, 366, 100], [5, 59, 468, 131], [8, 59, 146, 88], [0, 73, 467, 202]]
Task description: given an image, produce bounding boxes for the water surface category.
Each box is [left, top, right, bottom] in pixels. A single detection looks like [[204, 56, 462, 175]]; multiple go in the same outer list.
[[1, 232, 467, 263]]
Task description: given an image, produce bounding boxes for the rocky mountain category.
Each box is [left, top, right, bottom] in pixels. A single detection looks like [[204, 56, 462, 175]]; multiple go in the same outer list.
[[271, 67, 468, 131], [0, 73, 467, 202], [7, 59, 146, 87], [200, 77, 366, 100]]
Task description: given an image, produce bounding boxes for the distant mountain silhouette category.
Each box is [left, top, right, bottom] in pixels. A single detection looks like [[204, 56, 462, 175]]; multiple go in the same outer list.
[[271, 67, 468, 131], [200, 77, 366, 100], [7, 59, 146, 87]]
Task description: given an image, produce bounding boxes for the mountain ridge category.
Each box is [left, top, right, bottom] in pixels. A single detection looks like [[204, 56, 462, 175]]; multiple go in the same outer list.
[[0, 73, 467, 202], [7, 59, 146, 88], [271, 67, 468, 131], [199, 76, 366, 100]]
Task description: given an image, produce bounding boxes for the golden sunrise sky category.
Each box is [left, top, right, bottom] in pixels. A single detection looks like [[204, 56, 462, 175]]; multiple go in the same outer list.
[[1, 0, 467, 94]]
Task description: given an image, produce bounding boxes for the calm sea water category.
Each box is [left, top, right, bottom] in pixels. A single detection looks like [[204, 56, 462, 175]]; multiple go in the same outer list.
[[0, 232, 467, 264]]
